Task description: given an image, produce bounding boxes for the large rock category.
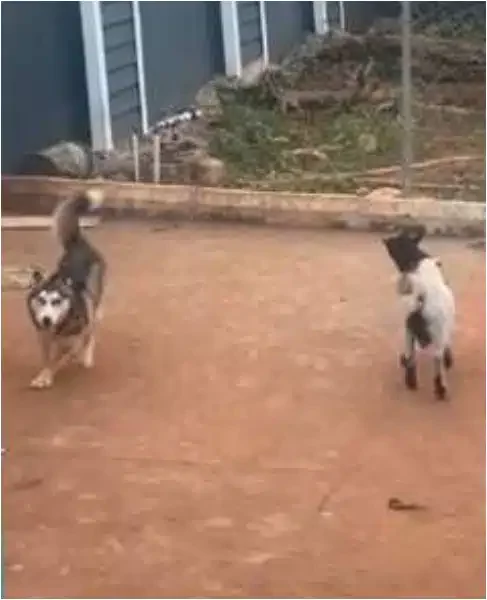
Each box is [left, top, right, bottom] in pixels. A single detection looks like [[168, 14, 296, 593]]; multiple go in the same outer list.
[[190, 155, 226, 186]]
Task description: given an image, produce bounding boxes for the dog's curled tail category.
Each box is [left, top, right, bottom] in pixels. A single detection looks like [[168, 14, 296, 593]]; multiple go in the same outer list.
[[52, 188, 104, 248]]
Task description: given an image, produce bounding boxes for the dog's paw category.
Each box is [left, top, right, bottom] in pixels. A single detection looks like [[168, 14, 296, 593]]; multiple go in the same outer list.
[[29, 370, 53, 389], [81, 341, 95, 369]]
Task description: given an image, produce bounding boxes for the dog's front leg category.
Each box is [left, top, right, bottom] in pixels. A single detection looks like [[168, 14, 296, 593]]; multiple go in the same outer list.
[[79, 330, 95, 369], [400, 325, 418, 390], [30, 333, 57, 389], [48, 334, 91, 379]]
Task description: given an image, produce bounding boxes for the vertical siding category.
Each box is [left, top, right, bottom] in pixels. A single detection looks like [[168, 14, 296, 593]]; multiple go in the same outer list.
[[326, 1, 342, 29], [343, 1, 400, 33], [238, 1, 262, 66], [266, 1, 314, 63], [140, 1, 224, 124], [101, 1, 142, 140], [1, 1, 89, 173]]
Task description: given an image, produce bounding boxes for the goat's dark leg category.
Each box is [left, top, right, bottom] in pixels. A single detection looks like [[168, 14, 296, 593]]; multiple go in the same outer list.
[[443, 346, 453, 370], [400, 327, 418, 390], [434, 348, 448, 400]]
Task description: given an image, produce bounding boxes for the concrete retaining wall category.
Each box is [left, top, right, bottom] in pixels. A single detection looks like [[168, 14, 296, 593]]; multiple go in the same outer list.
[[2, 176, 485, 238]]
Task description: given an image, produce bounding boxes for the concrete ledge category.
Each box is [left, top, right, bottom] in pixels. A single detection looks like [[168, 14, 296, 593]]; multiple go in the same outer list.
[[2, 216, 99, 230], [2, 175, 485, 238]]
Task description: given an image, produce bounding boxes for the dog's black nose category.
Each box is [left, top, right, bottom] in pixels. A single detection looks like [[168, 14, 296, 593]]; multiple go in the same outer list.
[[41, 316, 52, 327]]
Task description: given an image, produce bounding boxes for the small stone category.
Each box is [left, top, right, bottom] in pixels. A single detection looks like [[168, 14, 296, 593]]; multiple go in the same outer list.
[[190, 155, 226, 186], [9, 564, 24, 573], [358, 132, 378, 154], [365, 187, 402, 202], [244, 552, 276, 565], [202, 516, 233, 529]]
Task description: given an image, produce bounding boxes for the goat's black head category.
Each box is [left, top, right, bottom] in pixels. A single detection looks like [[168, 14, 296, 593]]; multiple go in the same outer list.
[[382, 225, 429, 273]]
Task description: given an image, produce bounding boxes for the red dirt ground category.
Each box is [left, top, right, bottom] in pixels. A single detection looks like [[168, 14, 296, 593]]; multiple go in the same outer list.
[[2, 223, 485, 599]]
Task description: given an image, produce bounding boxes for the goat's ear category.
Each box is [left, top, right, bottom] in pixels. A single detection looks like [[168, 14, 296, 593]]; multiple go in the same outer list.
[[29, 268, 45, 288], [409, 225, 426, 243], [401, 224, 426, 244]]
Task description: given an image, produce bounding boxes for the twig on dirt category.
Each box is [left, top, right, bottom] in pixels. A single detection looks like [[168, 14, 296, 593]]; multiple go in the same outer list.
[[415, 101, 485, 116], [241, 155, 484, 189], [10, 477, 44, 492], [353, 177, 481, 191], [343, 155, 484, 177], [317, 494, 329, 513], [388, 497, 428, 511], [283, 148, 329, 161]]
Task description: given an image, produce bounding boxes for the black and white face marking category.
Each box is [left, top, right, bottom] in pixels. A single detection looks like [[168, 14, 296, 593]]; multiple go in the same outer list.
[[383, 227, 429, 274], [29, 287, 72, 330]]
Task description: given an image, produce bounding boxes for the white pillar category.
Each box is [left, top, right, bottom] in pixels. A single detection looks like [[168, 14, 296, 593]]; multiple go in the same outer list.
[[132, 0, 148, 134], [259, 0, 269, 67], [79, 0, 112, 151], [339, 0, 346, 31], [220, 0, 242, 77], [313, 1, 329, 35]]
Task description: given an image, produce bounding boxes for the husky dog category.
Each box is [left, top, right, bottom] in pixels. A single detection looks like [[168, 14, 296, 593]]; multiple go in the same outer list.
[[26, 189, 105, 389], [383, 225, 455, 400]]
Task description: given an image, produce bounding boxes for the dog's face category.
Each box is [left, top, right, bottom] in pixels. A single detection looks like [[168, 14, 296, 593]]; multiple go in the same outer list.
[[382, 225, 429, 273], [27, 270, 74, 331]]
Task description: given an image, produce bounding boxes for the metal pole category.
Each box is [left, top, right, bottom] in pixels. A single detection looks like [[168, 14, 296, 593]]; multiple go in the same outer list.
[[338, 1, 346, 32], [131, 131, 140, 182], [152, 133, 161, 184], [401, 0, 413, 196]]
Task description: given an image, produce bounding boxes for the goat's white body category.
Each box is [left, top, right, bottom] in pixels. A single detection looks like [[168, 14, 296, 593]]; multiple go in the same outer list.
[[399, 257, 455, 353]]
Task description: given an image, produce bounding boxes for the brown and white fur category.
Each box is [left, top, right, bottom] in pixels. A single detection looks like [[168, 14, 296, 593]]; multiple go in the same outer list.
[[26, 189, 105, 389]]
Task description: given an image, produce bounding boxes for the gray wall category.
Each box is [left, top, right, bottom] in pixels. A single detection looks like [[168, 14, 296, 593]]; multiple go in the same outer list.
[[238, 1, 262, 66], [343, 1, 400, 33], [140, 1, 224, 124], [266, 1, 314, 63], [101, 1, 142, 140], [1, 0, 90, 173]]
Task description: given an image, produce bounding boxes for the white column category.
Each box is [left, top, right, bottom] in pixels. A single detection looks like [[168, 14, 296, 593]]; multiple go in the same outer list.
[[258, 0, 269, 67], [79, 0, 112, 151], [220, 0, 242, 77], [132, 0, 149, 134], [313, 0, 329, 35], [338, 0, 346, 31]]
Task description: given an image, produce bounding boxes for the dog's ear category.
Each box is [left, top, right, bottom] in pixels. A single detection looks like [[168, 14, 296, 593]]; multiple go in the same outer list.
[[29, 268, 45, 288], [58, 276, 76, 295]]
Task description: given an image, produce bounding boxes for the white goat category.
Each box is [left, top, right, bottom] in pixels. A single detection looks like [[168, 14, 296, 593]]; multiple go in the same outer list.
[[383, 227, 455, 400]]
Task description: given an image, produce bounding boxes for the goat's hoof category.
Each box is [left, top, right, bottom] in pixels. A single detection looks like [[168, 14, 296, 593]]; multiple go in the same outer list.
[[405, 366, 418, 390], [443, 348, 454, 370], [434, 376, 448, 400], [400, 354, 412, 369]]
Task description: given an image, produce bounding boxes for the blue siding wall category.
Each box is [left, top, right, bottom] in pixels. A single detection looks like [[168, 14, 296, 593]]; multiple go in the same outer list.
[[1, 1, 89, 173], [238, 1, 262, 66], [140, 1, 224, 124], [101, 1, 142, 140], [266, 1, 314, 63]]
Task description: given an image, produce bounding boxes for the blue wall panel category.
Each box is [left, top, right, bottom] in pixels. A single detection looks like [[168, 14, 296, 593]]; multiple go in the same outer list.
[[1, 1, 89, 173], [101, 1, 142, 140], [238, 1, 262, 66], [266, 1, 314, 63], [140, 1, 224, 124]]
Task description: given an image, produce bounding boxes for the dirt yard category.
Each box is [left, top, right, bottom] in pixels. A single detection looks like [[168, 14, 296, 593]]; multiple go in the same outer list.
[[2, 223, 485, 599]]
